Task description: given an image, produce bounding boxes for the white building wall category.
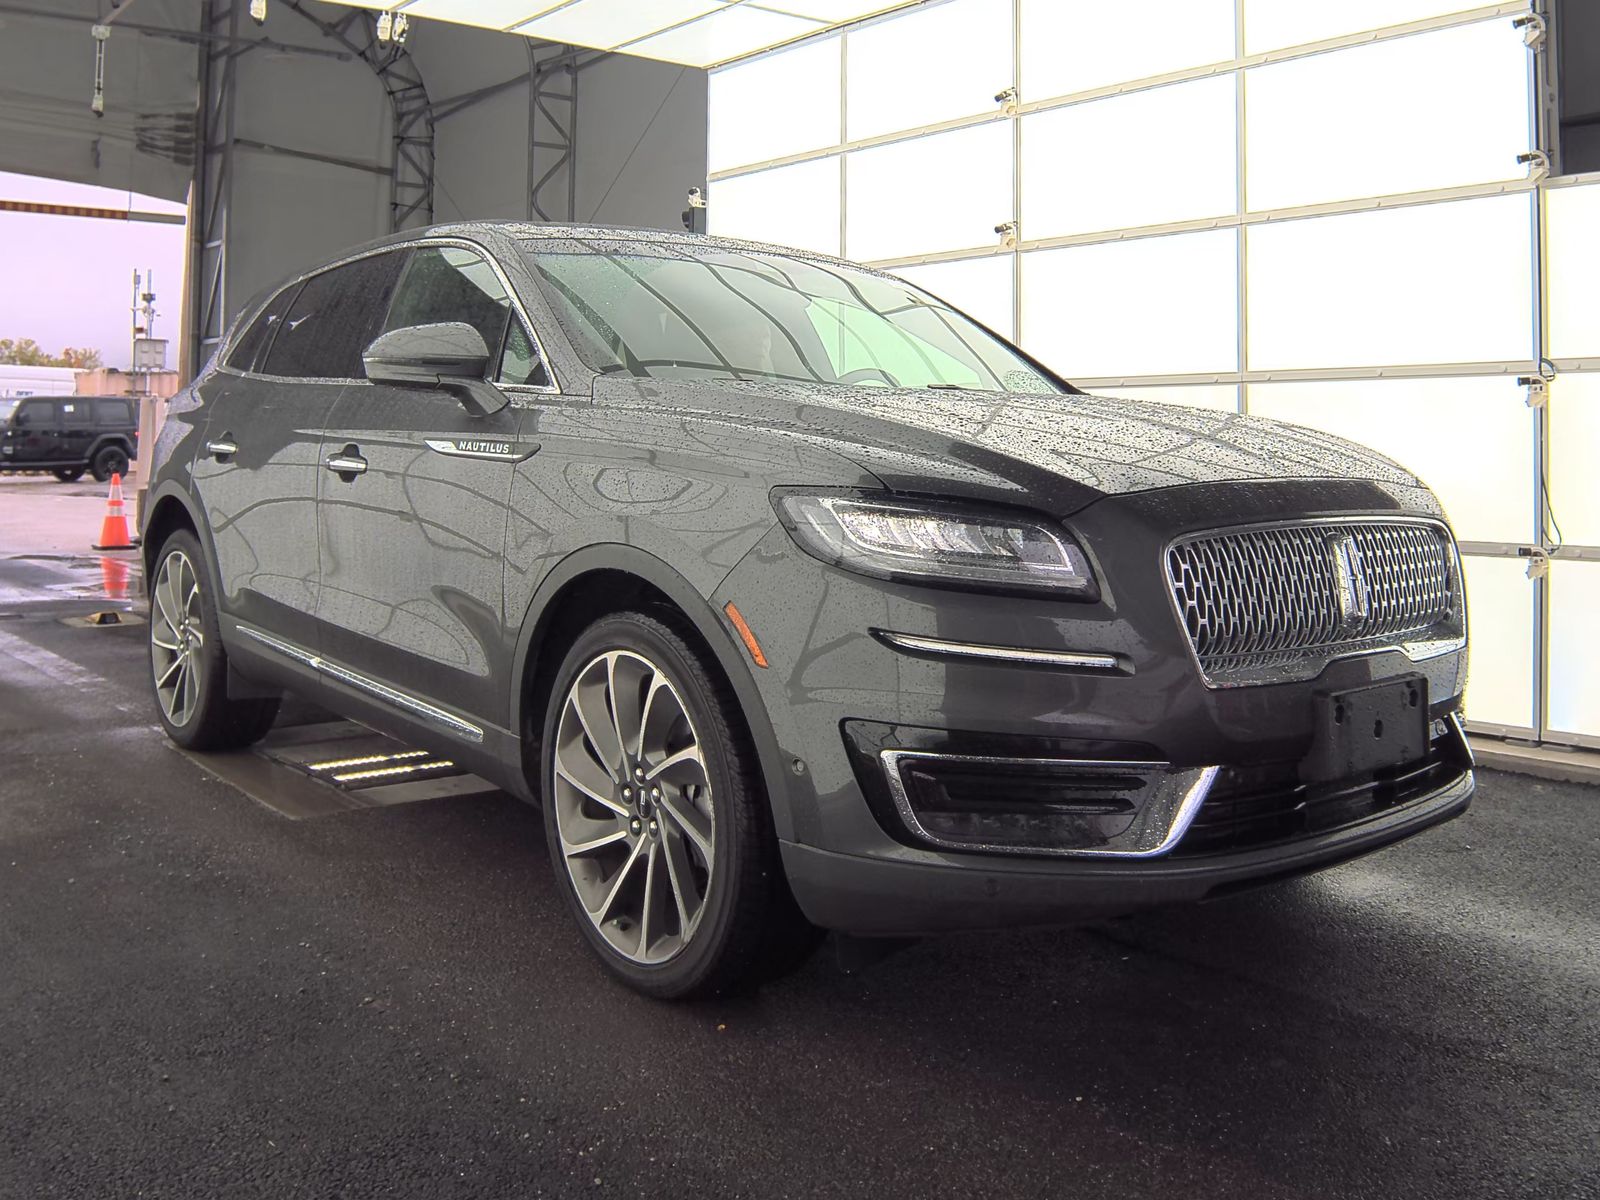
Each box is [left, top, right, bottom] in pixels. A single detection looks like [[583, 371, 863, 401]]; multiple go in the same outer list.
[[706, 0, 1598, 748]]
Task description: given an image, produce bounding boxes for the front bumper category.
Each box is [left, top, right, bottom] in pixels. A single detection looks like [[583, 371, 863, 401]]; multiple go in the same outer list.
[[712, 479, 1472, 935], [779, 766, 1472, 935]]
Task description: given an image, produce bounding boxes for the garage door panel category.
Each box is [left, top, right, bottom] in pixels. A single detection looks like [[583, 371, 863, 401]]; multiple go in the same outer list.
[[1461, 555, 1537, 732], [1022, 75, 1238, 239], [1247, 378, 1535, 546], [845, 123, 1013, 262], [1549, 562, 1600, 740], [1021, 229, 1239, 379], [1246, 195, 1533, 371], [710, 157, 842, 256]]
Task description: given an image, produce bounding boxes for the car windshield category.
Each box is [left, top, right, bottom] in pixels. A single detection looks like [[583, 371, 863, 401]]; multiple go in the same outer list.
[[519, 240, 1062, 394], [0, 399, 18, 423]]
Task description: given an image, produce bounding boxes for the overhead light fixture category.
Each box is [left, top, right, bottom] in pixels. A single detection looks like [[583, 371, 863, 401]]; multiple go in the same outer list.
[[249, 0, 266, 24], [376, 10, 410, 44], [90, 23, 110, 116]]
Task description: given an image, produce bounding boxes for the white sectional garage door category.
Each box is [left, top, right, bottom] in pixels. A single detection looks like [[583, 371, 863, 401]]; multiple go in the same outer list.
[[707, 0, 1599, 749]]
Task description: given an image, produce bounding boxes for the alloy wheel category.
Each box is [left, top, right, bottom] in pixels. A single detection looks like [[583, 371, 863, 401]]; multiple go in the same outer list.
[[552, 649, 715, 965], [150, 549, 204, 727]]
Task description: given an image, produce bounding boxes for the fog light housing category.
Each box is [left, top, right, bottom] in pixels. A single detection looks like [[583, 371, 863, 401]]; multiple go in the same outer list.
[[882, 751, 1217, 858]]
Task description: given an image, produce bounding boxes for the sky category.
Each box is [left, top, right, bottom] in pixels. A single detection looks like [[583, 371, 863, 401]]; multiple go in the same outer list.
[[0, 171, 187, 371]]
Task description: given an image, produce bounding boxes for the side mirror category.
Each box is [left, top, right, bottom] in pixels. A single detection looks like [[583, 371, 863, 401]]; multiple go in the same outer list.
[[362, 322, 508, 417]]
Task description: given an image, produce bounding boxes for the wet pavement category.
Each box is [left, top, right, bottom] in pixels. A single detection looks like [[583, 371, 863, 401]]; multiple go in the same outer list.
[[0, 547, 1597, 1198]]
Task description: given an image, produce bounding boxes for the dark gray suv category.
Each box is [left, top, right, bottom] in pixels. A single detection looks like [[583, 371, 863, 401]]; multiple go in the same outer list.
[[143, 223, 1474, 998]]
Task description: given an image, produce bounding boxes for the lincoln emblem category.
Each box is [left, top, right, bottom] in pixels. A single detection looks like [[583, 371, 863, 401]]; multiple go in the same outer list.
[[1329, 533, 1371, 630]]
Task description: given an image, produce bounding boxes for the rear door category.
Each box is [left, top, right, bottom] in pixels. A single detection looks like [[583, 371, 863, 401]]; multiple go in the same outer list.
[[94, 398, 136, 458], [314, 243, 548, 727], [192, 252, 404, 649]]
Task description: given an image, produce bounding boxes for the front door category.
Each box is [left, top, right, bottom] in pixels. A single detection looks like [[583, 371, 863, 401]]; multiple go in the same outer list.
[[314, 243, 546, 727], [9, 398, 61, 467]]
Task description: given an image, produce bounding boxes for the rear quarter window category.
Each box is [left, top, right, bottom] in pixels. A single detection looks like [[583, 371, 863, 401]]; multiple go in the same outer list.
[[227, 284, 301, 374], [95, 399, 134, 425]]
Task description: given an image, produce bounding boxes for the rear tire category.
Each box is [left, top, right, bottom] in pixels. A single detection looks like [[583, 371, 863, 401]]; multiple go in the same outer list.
[[53, 467, 85, 483], [90, 444, 129, 484], [148, 529, 279, 751], [540, 609, 817, 999]]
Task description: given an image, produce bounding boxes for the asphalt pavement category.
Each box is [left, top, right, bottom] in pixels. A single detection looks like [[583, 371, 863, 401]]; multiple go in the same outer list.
[[0, 545, 1596, 1199]]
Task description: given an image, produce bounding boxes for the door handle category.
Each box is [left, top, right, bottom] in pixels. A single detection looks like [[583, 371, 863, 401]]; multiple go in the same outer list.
[[324, 444, 368, 481], [205, 435, 238, 462]]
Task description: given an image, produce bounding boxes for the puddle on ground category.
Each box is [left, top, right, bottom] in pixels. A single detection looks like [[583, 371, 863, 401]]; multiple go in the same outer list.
[[0, 553, 144, 607]]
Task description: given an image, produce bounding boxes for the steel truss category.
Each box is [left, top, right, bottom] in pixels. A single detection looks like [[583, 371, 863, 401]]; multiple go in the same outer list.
[[187, 0, 436, 374], [528, 43, 580, 222]]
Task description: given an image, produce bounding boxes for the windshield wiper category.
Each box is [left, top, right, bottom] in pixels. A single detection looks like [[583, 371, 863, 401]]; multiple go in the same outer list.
[[925, 383, 978, 392]]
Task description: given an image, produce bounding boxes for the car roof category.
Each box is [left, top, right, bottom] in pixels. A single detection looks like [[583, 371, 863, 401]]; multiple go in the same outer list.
[[338, 220, 867, 275]]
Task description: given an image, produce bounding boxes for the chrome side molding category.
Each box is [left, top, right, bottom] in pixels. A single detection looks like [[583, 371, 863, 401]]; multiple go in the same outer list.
[[235, 624, 484, 744], [875, 630, 1123, 672]]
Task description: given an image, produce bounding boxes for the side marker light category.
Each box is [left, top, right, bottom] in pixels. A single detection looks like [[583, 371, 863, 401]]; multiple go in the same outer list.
[[723, 601, 768, 669]]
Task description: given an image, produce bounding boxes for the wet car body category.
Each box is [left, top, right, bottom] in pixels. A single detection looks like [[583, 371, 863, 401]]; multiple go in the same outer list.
[[142, 222, 1472, 979]]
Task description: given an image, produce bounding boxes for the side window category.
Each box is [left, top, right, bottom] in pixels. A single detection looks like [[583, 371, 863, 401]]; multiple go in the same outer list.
[[227, 284, 300, 373], [95, 398, 133, 425], [57, 400, 89, 426], [15, 400, 53, 427], [383, 246, 513, 361], [263, 252, 405, 380], [498, 318, 552, 388]]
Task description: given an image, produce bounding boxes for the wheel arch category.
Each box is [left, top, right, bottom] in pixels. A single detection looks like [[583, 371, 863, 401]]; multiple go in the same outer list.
[[510, 544, 795, 840], [141, 485, 222, 599], [88, 434, 135, 460]]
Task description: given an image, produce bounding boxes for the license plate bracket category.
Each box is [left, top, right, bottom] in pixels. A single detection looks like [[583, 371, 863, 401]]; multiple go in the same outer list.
[[1300, 676, 1429, 785]]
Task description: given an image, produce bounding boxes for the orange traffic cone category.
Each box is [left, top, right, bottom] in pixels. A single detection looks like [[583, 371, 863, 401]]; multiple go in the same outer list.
[[92, 472, 138, 551]]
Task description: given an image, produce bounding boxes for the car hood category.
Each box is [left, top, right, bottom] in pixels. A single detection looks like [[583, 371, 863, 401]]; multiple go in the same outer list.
[[591, 377, 1425, 512]]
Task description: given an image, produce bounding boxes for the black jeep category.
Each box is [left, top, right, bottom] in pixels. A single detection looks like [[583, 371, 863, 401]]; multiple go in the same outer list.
[[0, 395, 138, 483]]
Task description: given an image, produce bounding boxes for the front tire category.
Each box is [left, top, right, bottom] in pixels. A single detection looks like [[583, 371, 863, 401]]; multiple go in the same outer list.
[[541, 610, 815, 999], [148, 530, 279, 750]]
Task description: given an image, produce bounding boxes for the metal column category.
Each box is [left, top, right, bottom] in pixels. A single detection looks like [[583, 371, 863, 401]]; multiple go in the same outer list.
[[528, 43, 579, 222], [188, 0, 240, 377]]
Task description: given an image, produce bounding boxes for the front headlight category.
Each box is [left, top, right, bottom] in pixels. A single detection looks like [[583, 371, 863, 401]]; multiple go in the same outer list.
[[775, 493, 1096, 597]]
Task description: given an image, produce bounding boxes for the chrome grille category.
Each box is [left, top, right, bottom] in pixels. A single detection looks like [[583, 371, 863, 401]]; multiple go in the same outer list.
[[1166, 521, 1457, 684]]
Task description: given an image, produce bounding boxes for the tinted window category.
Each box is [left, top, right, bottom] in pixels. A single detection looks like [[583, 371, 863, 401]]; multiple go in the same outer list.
[[58, 400, 89, 425], [263, 252, 404, 379], [15, 400, 53, 427], [95, 398, 133, 425], [227, 283, 301, 373], [383, 246, 514, 360], [498, 318, 551, 388]]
